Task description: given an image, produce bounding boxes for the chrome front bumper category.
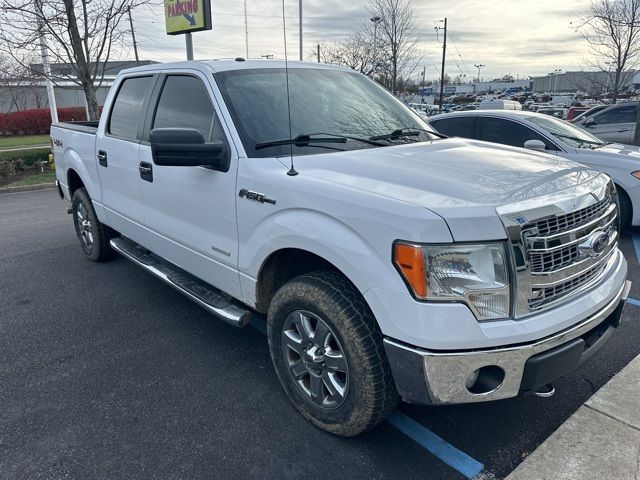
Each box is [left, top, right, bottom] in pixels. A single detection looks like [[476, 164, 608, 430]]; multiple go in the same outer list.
[[383, 279, 631, 405]]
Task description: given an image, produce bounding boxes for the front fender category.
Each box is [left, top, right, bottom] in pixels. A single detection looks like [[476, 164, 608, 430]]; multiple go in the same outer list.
[[239, 208, 405, 304]]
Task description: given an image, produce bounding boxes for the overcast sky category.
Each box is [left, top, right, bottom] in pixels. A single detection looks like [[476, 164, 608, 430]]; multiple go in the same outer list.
[[130, 0, 589, 81]]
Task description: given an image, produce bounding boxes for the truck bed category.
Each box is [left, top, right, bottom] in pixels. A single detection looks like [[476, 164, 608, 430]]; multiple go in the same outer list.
[[52, 121, 99, 135]]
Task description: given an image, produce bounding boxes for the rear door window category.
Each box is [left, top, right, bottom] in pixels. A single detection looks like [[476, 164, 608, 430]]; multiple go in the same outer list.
[[108, 76, 154, 140], [478, 117, 556, 150], [429, 116, 477, 139]]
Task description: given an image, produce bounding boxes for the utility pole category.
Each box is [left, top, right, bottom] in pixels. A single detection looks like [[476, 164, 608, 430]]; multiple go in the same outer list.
[[437, 17, 447, 112], [298, 0, 303, 61], [474, 64, 485, 83], [128, 7, 140, 65], [421, 66, 426, 103], [317, 44, 320, 63], [634, 102, 640, 146], [35, 0, 58, 123], [243, 0, 249, 58]]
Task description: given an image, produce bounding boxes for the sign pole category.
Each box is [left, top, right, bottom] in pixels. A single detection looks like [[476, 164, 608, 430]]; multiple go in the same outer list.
[[185, 32, 194, 60]]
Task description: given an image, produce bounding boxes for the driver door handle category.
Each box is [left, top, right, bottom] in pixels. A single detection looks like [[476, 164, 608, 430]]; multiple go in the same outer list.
[[97, 150, 108, 167], [139, 161, 153, 182]]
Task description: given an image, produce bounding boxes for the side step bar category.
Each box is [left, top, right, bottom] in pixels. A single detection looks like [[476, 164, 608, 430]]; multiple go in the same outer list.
[[110, 237, 253, 327]]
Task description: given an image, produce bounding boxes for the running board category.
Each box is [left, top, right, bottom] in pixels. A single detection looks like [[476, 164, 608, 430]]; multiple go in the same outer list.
[[110, 237, 252, 327]]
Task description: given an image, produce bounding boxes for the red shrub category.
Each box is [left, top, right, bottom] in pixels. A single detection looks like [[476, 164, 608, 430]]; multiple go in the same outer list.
[[0, 107, 91, 135]]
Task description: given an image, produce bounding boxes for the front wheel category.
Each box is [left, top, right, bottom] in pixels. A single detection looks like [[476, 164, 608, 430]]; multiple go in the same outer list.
[[71, 187, 115, 261], [617, 187, 632, 230], [267, 271, 398, 437]]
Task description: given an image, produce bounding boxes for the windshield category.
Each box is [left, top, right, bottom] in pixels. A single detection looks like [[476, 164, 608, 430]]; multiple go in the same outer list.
[[214, 67, 437, 157], [527, 114, 606, 148]]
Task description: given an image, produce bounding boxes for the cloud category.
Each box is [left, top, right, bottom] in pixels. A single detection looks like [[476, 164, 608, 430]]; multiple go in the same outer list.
[[130, 0, 592, 79]]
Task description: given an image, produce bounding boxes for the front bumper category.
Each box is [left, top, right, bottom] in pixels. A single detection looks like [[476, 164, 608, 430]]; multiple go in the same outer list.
[[383, 280, 631, 405]]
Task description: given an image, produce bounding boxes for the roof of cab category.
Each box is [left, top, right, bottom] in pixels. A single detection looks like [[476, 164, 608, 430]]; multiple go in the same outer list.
[[119, 58, 353, 76]]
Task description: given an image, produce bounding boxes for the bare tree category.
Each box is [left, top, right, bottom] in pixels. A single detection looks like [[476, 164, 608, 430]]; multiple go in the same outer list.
[[575, 0, 640, 102], [314, 0, 420, 94], [367, 0, 420, 94], [0, 0, 149, 120], [316, 26, 378, 76]]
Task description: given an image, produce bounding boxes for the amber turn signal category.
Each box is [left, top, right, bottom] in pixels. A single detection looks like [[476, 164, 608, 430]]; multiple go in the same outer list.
[[393, 242, 427, 299]]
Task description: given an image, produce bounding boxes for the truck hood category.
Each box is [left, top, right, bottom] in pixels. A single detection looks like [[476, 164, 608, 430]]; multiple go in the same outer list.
[[292, 138, 601, 241]]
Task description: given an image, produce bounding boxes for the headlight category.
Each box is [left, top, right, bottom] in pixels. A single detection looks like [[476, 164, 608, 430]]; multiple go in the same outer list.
[[394, 242, 510, 320]]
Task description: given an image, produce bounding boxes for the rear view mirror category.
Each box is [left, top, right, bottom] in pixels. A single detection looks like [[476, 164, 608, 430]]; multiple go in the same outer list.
[[150, 128, 230, 172], [524, 139, 547, 151]]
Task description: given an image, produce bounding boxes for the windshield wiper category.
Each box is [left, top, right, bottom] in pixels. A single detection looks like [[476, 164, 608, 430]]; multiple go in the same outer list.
[[255, 134, 348, 151], [369, 127, 445, 141], [550, 132, 604, 149], [255, 132, 388, 150]]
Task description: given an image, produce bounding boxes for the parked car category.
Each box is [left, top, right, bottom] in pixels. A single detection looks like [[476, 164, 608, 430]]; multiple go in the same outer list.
[[570, 104, 608, 123], [536, 107, 567, 119], [574, 101, 638, 145], [51, 60, 629, 437], [478, 98, 522, 110], [429, 110, 640, 226], [566, 106, 591, 121]]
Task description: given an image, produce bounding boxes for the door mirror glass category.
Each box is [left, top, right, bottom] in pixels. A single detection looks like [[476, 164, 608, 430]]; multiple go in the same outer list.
[[150, 128, 230, 172], [524, 139, 547, 151]]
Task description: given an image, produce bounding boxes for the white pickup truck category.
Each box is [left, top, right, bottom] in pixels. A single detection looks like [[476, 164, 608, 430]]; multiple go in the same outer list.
[[52, 60, 630, 437]]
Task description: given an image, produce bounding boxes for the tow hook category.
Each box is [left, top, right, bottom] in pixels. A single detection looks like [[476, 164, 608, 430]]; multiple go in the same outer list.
[[534, 383, 556, 398]]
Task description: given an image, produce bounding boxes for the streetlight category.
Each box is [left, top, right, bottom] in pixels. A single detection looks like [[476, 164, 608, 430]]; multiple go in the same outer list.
[[474, 64, 485, 83], [553, 69, 562, 93], [370, 16, 382, 77]]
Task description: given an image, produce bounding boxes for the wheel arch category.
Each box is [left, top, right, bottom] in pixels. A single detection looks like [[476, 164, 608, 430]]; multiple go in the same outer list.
[[255, 247, 355, 314], [614, 182, 633, 228], [67, 168, 85, 197]]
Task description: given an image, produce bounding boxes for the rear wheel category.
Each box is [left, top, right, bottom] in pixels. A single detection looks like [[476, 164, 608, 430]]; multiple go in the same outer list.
[[267, 271, 398, 437], [71, 188, 115, 261]]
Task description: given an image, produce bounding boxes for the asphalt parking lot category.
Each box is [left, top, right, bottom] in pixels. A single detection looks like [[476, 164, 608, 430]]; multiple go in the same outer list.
[[1, 189, 639, 480]]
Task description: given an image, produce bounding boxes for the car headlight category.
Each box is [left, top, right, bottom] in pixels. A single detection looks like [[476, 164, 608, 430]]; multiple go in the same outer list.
[[393, 242, 510, 320]]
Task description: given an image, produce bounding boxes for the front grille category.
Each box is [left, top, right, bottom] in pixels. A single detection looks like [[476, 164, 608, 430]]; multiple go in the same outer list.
[[531, 197, 610, 237], [528, 260, 608, 310], [498, 177, 619, 318]]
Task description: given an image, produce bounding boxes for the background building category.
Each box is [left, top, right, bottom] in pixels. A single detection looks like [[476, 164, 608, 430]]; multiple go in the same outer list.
[[532, 70, 639, 93], [0, 61, 156, 113]]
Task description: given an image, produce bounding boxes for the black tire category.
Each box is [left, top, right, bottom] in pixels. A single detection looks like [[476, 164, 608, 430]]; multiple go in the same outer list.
[[71, 187, 116, 261], [617, 187, 632, 230], [267, 270, 398, 437]]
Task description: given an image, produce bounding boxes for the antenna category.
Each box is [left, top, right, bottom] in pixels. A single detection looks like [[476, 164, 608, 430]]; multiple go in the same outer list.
[[281, 0, 298, 176]]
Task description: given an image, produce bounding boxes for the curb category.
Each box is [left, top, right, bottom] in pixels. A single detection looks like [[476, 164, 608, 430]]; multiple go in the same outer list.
[[0, 183, 56, 194], [506, 353, 640, 480]]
